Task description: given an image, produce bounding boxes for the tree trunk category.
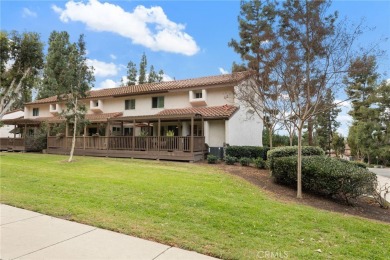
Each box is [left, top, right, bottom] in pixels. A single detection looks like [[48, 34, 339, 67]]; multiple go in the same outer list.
[[268, 128, 273, 148], [68, 116, 77, 162], [297, 126, 303, 199]]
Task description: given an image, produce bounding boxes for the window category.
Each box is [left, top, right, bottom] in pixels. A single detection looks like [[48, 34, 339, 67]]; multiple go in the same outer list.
[[125, 99, 135, 110], [28, 129, 34, 136], [152, 96, 164, 108], [195, 91, 202, 99], [32, 108, 39, 116], [94, 100, 99, 107]]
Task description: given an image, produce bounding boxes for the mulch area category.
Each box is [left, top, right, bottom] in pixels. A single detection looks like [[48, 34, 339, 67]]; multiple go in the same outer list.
[[213, 163, 390, 224]]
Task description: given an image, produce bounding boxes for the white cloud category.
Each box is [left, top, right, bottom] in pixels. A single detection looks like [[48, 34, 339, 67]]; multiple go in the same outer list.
[[110, 54, 117, 60], [52, 0, 199, 56], [22, 8, 37, 18], [87, 59, 119, 77], [334, 99, 352, 137], [98, 79, 117, 89], [219, 67, 229, 75]]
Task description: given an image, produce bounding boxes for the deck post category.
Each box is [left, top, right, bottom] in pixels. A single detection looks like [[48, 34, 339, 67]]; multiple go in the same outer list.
[[106, 121, 110, 150], [191, 116, 194, 153], [158, 118, 161, 153], [83, 125, 86, 150], [132, 119, 135, 151], [23, 124, 27, 148]]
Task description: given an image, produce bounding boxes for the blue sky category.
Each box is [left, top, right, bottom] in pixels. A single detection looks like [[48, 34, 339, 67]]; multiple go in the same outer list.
[[1, 0, 389, 136]]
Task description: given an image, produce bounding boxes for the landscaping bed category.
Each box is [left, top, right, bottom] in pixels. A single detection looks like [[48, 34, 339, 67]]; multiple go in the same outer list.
[[217, 163, 390, 223]]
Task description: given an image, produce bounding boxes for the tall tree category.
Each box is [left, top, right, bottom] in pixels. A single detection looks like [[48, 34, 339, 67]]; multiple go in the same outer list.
[[345, 55, 381, 163], [38, 31, 71, 99], [315, 89, 341, 155], [228, 0, 281, 148], [157, 69, 164, 82], [148, 65, 157, 83], [138, 52, 147, 84], [0, 31, 44, 117], [126, 61, 137, 85], [42, 32, 94, 162], [62, 35, 94, 162], [230, 0, 363, 198]]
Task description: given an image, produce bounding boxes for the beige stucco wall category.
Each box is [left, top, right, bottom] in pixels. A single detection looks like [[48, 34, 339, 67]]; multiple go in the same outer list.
[[207, 120, 226, 147]]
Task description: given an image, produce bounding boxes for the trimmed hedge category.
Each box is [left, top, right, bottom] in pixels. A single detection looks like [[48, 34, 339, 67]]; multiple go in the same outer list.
[[272, 155, 377, 204], [207, 154, 218, 164], [267, 146, 325, 170], [239, 157, 251, 166], [337, 159, 368, 169], [225, 146, 269, 160], [254, 157, 266, 169], [225, 155, 237, 165]]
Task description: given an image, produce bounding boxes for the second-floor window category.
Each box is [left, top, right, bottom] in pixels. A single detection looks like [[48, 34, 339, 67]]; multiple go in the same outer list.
[[152, 96, 164, 108], [194, 91, 202, 99], [125, 99, 135, 110], [32, 108, 39, 116]]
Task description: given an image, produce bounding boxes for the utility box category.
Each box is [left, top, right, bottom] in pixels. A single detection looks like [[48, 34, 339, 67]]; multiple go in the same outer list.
[[208, 147, 224, 159]]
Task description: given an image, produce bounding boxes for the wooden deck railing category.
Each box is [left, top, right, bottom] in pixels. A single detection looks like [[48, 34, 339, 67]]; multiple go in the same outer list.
[[47, 136, 205, 152], [0, 138, 25, 151]]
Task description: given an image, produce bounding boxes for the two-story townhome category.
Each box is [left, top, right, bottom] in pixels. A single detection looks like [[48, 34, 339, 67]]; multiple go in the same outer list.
[[0, 71, 263, 161]]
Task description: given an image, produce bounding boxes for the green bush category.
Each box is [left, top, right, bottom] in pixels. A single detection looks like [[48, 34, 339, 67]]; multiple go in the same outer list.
[[337, 158, 368, 169], [224, 155, 237, 165], [272, 155, 377, 204], [207, 154, 218, 164], [239, 157, 251, 166], [225, 146, 269, 160], [254, 157, 266, 169], [267, 146, 324, 170]]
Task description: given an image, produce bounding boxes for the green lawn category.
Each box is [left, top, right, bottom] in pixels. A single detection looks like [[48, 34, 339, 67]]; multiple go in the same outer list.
[[1, 153, 389, 259]]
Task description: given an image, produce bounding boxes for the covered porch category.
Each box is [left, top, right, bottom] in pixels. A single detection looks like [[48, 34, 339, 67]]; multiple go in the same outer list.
[[0, 118, 41, 152], [47, 113, 207, 162]]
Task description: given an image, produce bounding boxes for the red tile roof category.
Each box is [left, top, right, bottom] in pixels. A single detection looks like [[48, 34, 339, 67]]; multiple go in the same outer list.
[[43, 112, 123, 122], [2, 112, 123, 125], [26, 71, 253, 105], [157, 105, 238, 119]]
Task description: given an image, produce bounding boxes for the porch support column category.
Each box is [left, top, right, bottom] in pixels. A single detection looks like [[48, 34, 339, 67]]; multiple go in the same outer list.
[[158, 118, 161, 153], [106, 121, 110, 150], [121, 121, 124, 136], [83, 125, 87, 150], [132, 119, 135, 151], [23, 124, 27, 147], [190, 116, 194, 153]]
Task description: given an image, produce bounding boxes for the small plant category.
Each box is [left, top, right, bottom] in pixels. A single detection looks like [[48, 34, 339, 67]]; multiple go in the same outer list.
[[166, 130, 175, 137], [225, 155, 237, 165], [239, 157, 251, 166], [373, 182, 390, 209], [139, 130, 149, 137], [207, 154, 218, 164], [254, 157, 265, 169]]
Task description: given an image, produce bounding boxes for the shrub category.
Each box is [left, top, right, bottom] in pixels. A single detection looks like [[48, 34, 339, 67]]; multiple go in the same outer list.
[[207, 154, 218, 164], [337, 158, 368, 169], [225, 146, 269, 160], [267, 146, 324, 171], [239, 157, 251, 166], [25, 133, 47, 152], [254, 157, 265, 169], [225, 155, 237, 165], [272, 155, 377, 204]]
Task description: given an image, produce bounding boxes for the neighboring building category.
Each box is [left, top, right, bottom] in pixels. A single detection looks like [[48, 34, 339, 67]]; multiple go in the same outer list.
[[0, 109, 24, 138], [1, 72, 263, 161]]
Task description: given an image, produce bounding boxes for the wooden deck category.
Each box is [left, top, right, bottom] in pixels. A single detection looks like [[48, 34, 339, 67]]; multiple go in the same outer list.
[[0, 138, 28, 152], [47, 136, 206, 162]]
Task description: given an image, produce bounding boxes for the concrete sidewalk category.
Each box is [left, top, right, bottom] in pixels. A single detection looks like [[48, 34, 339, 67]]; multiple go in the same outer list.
[[0, 204, 218, 260], [369, 168, 390, 204]]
